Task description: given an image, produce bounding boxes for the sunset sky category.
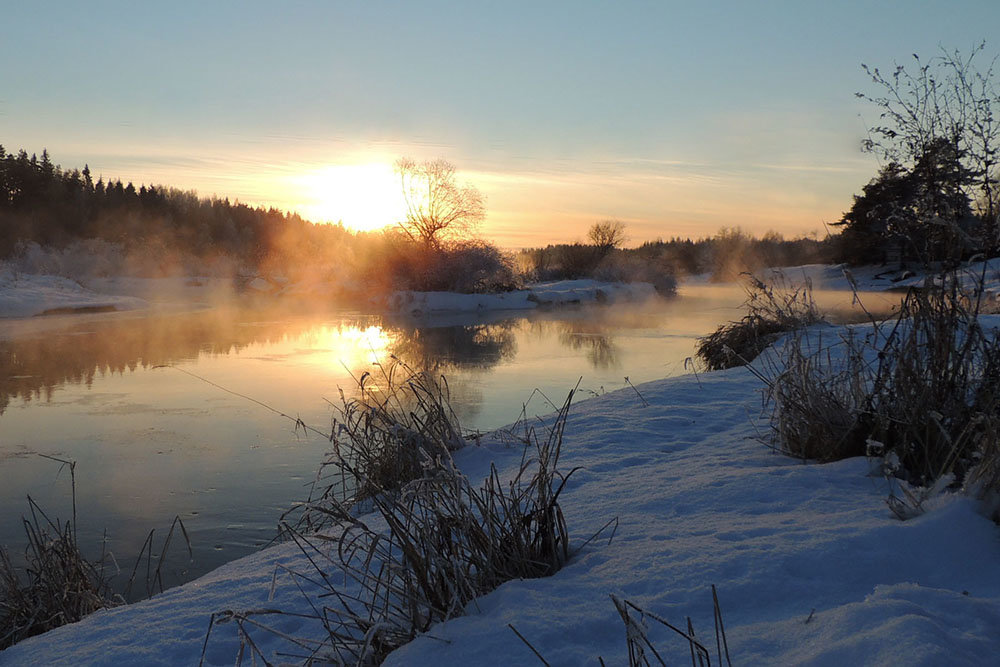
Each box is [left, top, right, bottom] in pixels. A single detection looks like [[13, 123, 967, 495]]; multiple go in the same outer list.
[[4, 1, 999, 247]]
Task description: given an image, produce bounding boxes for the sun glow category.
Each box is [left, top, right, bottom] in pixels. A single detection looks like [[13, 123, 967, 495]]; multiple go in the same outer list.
[[297, 163, 408, 232], [326, 325, 392, 367]]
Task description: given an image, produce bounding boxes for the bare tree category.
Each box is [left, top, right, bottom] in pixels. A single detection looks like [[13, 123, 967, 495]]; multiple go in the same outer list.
[[395, 158, 485, 246], [858, 43, 1000, 252], [588, 219, 627, 258]]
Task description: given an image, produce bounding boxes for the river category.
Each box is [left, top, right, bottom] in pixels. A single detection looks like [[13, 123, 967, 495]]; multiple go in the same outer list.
[[0, 284, 897, 593]]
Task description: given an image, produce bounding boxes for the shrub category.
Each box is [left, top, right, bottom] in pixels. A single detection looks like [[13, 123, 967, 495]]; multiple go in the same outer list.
[[375, 236, 520, 294], [696, 276, 823, 370], [762, 269, 1000, 514]]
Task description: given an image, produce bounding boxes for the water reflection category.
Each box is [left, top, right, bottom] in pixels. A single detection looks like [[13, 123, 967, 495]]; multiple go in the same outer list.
[[557, 325, 619, 370], [0, 308, 379, 415], [2, 306, 655, 415], [388, 321, 517, 372], [0, 293, 747, 591]]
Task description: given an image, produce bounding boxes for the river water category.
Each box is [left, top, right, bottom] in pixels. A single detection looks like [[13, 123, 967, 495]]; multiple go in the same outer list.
[[0, 285, 896, 593]]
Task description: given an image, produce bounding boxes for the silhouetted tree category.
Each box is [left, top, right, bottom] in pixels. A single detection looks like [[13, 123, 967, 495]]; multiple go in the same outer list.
[[587, 219, 627, 259], [395, 157, 485, 246], [858, 44, 1000, 256]]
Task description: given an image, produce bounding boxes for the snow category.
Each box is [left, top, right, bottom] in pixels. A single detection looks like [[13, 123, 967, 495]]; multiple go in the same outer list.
[[4, 321, 999, 665], [0, 269, 147, 319], [0, 266, 657, 321], [386, 280, 658, 315], [761, 258, 1000, 299]]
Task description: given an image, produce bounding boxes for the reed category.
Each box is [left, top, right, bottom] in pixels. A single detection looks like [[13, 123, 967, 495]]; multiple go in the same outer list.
[[696, 275, 822, 371], [206, 378, 594, 665], [761, 268, 1000, 517], [0, 495, 122, 650], [0, 456, 192, 650]]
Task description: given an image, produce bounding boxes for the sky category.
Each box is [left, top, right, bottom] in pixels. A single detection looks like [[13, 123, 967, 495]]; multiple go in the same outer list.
[[3, 1, 999, 247]]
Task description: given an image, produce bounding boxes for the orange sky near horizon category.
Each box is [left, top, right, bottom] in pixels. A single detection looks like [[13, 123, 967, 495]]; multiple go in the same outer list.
[[5, 3, 995, 250], [50, 140, 860, 249]]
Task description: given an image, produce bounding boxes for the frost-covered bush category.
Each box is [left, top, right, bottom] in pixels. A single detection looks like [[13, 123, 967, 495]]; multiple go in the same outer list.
[[764, 272, 1000, 515], [378, 237, 520, 294], [593, 252, 677, 295], [697, 276, 822, 370], [11, 240, 126, 279], [435, 239, 521, 293]]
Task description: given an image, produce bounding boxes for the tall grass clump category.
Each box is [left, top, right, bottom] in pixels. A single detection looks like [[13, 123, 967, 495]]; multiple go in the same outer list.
[[0, 497, 123, 650], [289, 360, 466, 530], [764, 327, 874, 463], [761, 268, 1000, 515], [696, 275, 823, 370], [1, 456, 192, 650], [206, 374, 589, 665]]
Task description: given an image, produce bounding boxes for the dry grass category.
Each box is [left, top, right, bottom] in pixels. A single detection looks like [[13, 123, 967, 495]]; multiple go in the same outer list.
[[760, 269, 1000, 515], [763, 328, 873, 462], [0, 456, 192, 650], [205, 375, 594, 664], [286, 360, 467, 533], [0, 496, 123, 650], [607, 588, 731, 667], [697, 275, 823, 370]]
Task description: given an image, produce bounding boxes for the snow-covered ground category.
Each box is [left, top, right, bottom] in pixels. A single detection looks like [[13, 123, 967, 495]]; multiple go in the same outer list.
[[0, 263, 657, 320], [386, 279, 658, 315], [0, 269, 148, 319], [4, 320, 999, 665], [760, 258, 1000, 298]]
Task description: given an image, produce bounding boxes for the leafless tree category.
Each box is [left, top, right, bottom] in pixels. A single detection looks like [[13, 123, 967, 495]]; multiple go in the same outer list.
[[859, 43, 1000, 251], [395, 158, 485, 246], [588, 219, 627, 257]]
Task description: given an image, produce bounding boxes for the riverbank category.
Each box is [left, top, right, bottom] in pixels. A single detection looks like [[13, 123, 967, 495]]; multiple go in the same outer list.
[[3, 318, 999, 664], [6, 257, 1000, 321], [0, 263, 659, 321]]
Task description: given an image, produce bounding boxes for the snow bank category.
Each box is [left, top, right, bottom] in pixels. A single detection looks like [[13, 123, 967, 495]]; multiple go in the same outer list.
[[761, 258, 1000, 298], [387, 279, 658, 316], [0, 269, 147, 319], [4, 323, 999, 665]]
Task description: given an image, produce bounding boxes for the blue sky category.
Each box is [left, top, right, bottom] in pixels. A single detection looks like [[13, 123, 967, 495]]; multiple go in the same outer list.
[[4, 1, 999, 245]]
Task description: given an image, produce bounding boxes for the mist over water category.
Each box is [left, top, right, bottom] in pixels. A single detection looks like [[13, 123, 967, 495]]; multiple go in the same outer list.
[[0, 286, 894, 592]]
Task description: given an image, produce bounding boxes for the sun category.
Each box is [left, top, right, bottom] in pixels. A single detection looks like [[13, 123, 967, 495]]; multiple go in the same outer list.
[[297, 163, 408, 232]]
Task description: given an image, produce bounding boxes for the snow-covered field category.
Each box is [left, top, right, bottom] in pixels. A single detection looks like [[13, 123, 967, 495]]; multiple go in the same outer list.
[[3, 319, 999, 665]]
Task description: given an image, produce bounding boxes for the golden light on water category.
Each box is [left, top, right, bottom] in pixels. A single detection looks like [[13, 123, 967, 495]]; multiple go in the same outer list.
[[296, 163, 408, 232], [327, 324, 392, 367]]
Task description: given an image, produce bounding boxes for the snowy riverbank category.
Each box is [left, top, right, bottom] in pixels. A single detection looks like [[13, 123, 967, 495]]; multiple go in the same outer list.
[[385, 279, 658, 316], [759, 258, 1000, 297], [3, 319, 999, 665], [6, 256, 999, 321], [0, 262, 659, 321]]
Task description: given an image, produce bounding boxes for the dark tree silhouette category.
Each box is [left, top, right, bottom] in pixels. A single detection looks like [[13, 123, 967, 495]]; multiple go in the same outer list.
[[857, 44, 1000, 256], [587, 219, 627, 258], [395, 158, 485, 247]]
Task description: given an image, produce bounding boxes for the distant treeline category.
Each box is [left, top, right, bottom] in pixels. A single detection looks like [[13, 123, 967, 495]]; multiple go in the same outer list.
[[1, 146, 835, 294], [517, 229, 833, 284], [0, 145, 360, 276]]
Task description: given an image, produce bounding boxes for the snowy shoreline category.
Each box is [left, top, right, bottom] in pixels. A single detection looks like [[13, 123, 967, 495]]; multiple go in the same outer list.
[[0, 264, 659, 321], [5, 256, 999, 321], [3, 319, 1000, 664], [3, 264, 1000, 664]]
